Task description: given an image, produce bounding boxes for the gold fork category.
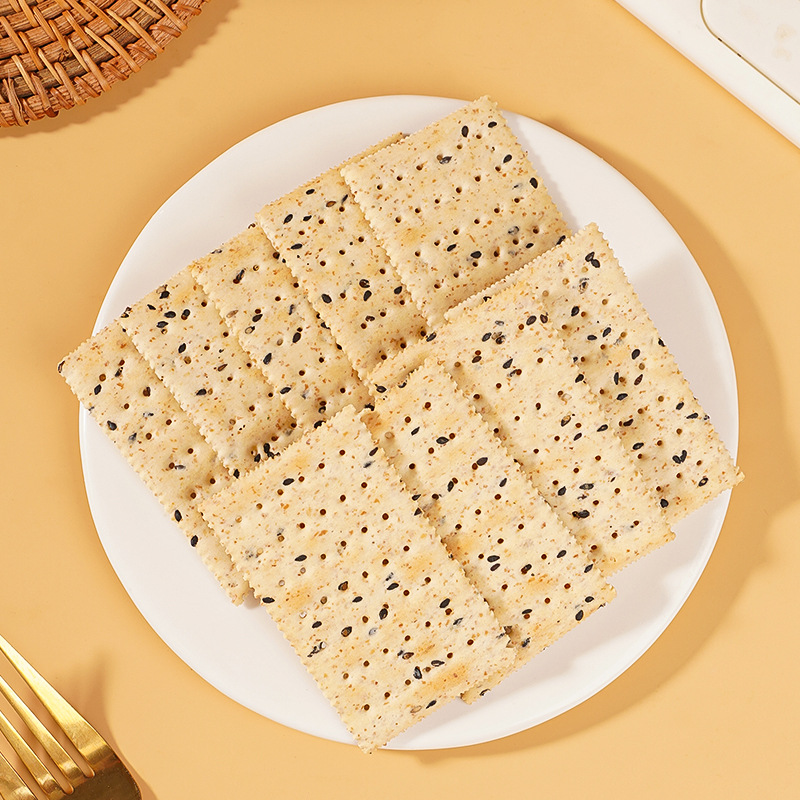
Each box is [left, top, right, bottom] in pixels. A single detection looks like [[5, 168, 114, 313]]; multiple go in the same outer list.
[[0, 633, 141, 800]]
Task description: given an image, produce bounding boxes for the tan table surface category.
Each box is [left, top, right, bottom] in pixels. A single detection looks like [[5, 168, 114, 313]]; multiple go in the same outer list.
[[1, 1, 798, 797]]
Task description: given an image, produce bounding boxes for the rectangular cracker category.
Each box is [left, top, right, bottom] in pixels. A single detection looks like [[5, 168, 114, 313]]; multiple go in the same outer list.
[[365, 360, 615, 699], [191, 224, 371, 429], [198, 405, 515, 752], [371, 284, 674, 573], [58, 321, 248, 604], [257, 136, 430, 381], [341, 96, 570, 326], [120, 266, 299, 474], [479, 223, 743, 521]]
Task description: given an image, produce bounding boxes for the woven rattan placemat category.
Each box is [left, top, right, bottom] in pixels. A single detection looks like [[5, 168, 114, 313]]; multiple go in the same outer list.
[[1, 0, 207, 127]]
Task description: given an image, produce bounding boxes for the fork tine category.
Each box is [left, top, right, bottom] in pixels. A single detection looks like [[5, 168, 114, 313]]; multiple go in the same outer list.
[[0, 750, 36, 800], [0, 702, 64, 798], [0, 635, 109, 771]]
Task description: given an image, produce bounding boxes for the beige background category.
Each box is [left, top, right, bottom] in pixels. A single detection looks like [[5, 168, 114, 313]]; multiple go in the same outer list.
[[1, 0, 798, 797]]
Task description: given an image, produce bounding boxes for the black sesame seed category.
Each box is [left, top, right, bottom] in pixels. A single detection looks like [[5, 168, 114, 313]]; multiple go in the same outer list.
[[295, 554, 307, 562], [487, 555, 500, 563], [571, 306, 580, 317], [190, 535, 198, 547], [575, 610, 584, 621], [379, 608, 388, 619], [617, 393, 628, 401], [341, 626, 352, 637], [476, 457, 488, 466], [584, 563, 593, 573], [660, 498, 670, 508], [526, 315, 537, 325], [575, 373, 584, 383], [461, 125, 469, 137], [470, 250, 482, 259], [174, 510, 182, 522], [363, 290, 372, 301], [387, 582, 399, 590], [426, 700, 437, 708], [262, 596, 275, 604], [557, 486, 567, 496], [436, 436, 449, 445], [631, 348, 641, 359], [580, 483, 594, 490], [321, 294, 332, 304], [698, 476, 708, 487], [426, 332, 437, 342], [572, 509, 590, 519], [632, 442, 644, 450], [557, 550, 567, 558], [263, 353, 272, 365], [280, 386, 291, 394], [195, 388, 207, 396], [410, 426, 420, 436], [439, 598, 450, 608], [603, 327, 611, 337], [529, 177, 538, 188], [292, 331, 302, 343], [282, 478, 295, 485], [413, 667, 423, 679], [283, 214, 293, 223], [107, 420, 117, 430]]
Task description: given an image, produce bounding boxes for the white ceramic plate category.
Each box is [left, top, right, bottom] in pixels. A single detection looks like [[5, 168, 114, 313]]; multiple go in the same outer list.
[[80, 96, 739, 750]]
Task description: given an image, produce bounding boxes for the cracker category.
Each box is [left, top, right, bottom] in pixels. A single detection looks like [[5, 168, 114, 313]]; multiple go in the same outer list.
[[257, 136, 430, 381], [198, 406, 515, 752], [341, 96, 570, 326], [57, 321, 248, 604], [120, 266, 299, 473], [371, 285, 674, 572], [365, 360, 615, 699], [191, 224, 371, 429], [495, 223, 743, 521]]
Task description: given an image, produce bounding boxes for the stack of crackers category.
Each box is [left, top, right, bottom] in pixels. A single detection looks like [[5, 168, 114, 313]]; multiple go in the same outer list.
[[58, 97, 742, 752]]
